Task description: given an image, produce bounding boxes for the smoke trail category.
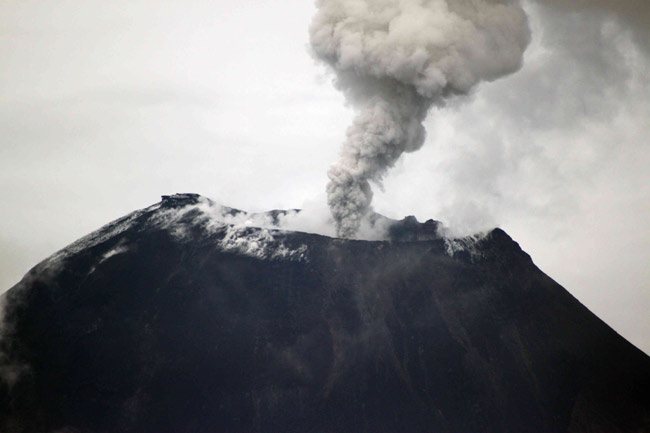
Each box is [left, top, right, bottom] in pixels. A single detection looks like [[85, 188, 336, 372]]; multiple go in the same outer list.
[[310, 0, 531, 238]]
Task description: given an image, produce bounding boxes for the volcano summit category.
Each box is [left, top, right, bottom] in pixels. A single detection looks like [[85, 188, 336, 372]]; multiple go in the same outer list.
[[1, 193, 649, 433]]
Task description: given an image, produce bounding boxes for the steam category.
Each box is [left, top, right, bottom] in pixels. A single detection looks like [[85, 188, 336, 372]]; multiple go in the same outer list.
[[310, 0, 531, 237]]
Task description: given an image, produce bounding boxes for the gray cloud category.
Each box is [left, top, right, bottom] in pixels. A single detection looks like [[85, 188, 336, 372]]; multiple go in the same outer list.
[[534, 0, 650, 54], [310, 0, 531, 237], [372, 0, 649, 350]]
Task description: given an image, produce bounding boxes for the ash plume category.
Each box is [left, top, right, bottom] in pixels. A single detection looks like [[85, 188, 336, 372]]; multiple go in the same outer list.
[[310, 0, 531, 238]]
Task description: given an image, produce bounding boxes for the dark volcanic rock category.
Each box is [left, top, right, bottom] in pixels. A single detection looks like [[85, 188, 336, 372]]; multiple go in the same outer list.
[[1, 194, 649, 433]]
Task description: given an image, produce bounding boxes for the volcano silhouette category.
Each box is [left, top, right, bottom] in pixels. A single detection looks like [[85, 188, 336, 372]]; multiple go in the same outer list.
[[1, 193, 649, 433]]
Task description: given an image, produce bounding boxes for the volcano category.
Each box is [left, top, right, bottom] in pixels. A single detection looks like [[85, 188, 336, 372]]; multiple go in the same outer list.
[[1, 193, 649, 433]]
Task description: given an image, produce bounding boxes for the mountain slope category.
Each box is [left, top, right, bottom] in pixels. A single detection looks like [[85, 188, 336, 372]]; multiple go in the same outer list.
[[1, 193, 649, 433]]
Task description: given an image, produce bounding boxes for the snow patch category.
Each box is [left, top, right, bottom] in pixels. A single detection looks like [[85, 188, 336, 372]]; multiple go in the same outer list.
[[219, 226, 308, 261], [151, 198, 309, 262], [99, 245, 129, 263], [443, 233, 488, 260]]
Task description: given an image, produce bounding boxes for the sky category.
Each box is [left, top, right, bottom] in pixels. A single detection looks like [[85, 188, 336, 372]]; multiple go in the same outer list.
[[0, 0, 648, 354]]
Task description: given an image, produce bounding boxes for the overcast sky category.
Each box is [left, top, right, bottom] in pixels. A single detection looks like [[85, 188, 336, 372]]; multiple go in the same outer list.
[[1, 0, 648, 355]]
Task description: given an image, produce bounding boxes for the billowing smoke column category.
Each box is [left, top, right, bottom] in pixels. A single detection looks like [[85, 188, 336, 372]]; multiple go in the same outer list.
[[310, 0, 531, 238]]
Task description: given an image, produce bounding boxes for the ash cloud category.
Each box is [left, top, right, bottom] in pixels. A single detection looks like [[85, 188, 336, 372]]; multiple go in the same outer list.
[[368, 0, 649, 351], [310, 0, 531, 237], [534, 0, 650, 54], [428, 0, 650, 234]]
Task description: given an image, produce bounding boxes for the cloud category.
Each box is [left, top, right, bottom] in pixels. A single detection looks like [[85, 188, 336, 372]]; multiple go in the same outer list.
[[368, 0, 650, 352], [380, 0, 650, 235], [532, 0, 650, 55], [310, 0, 531, 237]]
